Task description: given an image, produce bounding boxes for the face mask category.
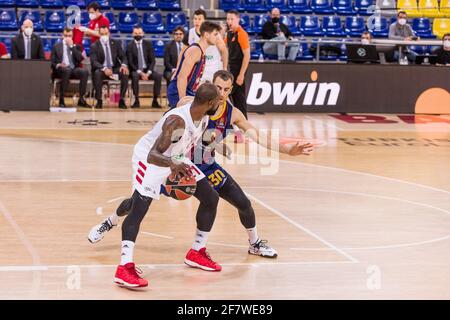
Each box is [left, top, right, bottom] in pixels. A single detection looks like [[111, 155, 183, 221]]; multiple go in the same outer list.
[[100, 35, 109, 43], [89, 13, 97, 20], [444, 40, 450, 48], [398, 18, 407, 26], [361, 39, 370, 45], [133, 35, 143, 42], [24, 27, 33, 37], [272, 17, 280, 24]]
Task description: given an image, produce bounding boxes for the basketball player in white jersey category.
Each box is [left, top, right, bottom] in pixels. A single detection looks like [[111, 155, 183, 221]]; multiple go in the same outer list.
[[100, 83, 222, 288], [184, 8, 228, 82]]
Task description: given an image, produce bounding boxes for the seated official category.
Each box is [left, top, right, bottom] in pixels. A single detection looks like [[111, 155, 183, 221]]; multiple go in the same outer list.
[[163, 26, 185, 86], [0, 41, 9, 59], [51, 28, 89, 108], [90, 25, 129, 109], [126, 26, 162, 109], [435, 33, 450, 66], [11, 19, 45, 60], [261, 8, 299, 62], [361, 31, 372, 45], [388, 11, 419, 63]]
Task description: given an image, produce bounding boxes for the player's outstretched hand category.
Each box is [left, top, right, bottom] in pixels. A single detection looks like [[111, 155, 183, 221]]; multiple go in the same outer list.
[[170, 162, 193, 179], [288, 142, 314, 156]]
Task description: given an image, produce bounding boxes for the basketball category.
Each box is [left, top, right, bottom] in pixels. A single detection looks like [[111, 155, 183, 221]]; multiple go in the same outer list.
[[163, 174, 197, 200]]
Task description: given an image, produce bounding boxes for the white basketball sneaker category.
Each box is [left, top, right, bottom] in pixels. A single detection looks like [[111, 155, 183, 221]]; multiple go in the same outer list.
[[88, 217, 115, 244], [248, 239, 278, 258]]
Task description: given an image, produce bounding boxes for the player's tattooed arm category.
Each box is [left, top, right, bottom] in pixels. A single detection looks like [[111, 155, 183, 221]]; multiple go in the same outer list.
[[231, 107, 314, 156], [147, 116, 192, 177]]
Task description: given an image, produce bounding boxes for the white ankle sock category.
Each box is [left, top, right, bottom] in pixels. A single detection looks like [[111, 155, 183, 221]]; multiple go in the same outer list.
[[247, 227, 259, 245], [192, 229, 209, 251], [120, 240, 135, 265], [109, 213, 119, 226]]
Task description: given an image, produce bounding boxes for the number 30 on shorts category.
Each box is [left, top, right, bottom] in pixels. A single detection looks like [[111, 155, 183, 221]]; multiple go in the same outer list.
[[208, 169, 225, 186]]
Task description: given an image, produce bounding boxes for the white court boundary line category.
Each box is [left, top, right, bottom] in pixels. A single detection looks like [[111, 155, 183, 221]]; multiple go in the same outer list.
[[141, 231, 174, 240], [0, 136, 449, 195], [245, 192, 359, 263], [290, 234, 450, 251], [0, 201, 40, 265], [0, 260, 356, 272], [245, 186, 450, 251]]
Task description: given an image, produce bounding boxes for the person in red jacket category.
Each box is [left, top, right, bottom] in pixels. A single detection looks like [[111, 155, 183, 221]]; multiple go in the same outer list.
[[0, 41, 9, 59], [73, 1, 110, 49]]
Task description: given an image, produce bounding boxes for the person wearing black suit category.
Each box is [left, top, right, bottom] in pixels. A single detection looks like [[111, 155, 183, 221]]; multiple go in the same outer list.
[[51, 28, 89, 108], [126, 26, 162, 109], [11, 19, 45, 60], [163, 26, 185, 86], [90, 25, 129, 109]]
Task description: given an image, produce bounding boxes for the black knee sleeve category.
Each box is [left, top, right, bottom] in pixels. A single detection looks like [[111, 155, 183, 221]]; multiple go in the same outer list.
[[121, 190, 152, 242], [193, 178, 219, 232], [116, 197, 133, 217], [219, 175, 256, 229]]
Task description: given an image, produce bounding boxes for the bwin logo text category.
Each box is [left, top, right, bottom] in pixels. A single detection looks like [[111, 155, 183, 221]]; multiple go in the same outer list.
[[247, 71, 341, 106]]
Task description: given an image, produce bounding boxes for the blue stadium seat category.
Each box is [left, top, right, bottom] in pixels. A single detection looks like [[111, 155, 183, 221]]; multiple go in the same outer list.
[[299, 15, 323, 36], [322, 16, 345, 36], [0, 9, 17, 31], [110, 0, 133, 10], [44, 10, 65, 32], [332, 0, 355, 14], [151, 36, 169, 57], [412, 18, 435, 38], [311, 0, 334, 13], [240, 13, 254, 34], [15, 0, 39, 7], [63, 0, 86, 8], [253, 14, 270, 34], [354, 0, 373, 15], [250, 36, 263, 59], [0, 0, 15, 7], [75, 11, 89, 26], [82, 37, 91, 55], [243, 0, 267, 12], [267, 0, 291, 13], [104, 12, 117, 33], [41, 38, 51, 53], [281, 15, 301, 35], [296, 42, 314, 60], [289, 0, 313, 13], [19, 10, 43, 31], [142, 12, 166, 33], [369, 16, 389, 37], [220, 0, 245, 11], [135, 0, 157, 10], [345, 16, 365, 36], [40, 0, 64, 8], [87, 0, 109, 9], [158, 0, 181, 11], [408, 44, 430, 54], [166, 12, 187, 33], [118, 12, 139, 33]]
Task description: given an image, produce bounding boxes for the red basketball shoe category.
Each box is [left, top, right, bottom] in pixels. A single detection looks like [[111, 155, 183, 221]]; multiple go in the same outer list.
[[184, 248, 222, 272], [114, 263, 148, 287]]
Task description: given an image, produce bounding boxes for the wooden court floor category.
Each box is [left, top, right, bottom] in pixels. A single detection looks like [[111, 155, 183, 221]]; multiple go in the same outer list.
[[0, 111, 449, 299]]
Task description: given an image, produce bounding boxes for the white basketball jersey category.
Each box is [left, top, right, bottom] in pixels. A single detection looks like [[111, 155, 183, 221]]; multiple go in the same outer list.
[[135, 103, 209, 161], [188, 27, 223, 82]]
